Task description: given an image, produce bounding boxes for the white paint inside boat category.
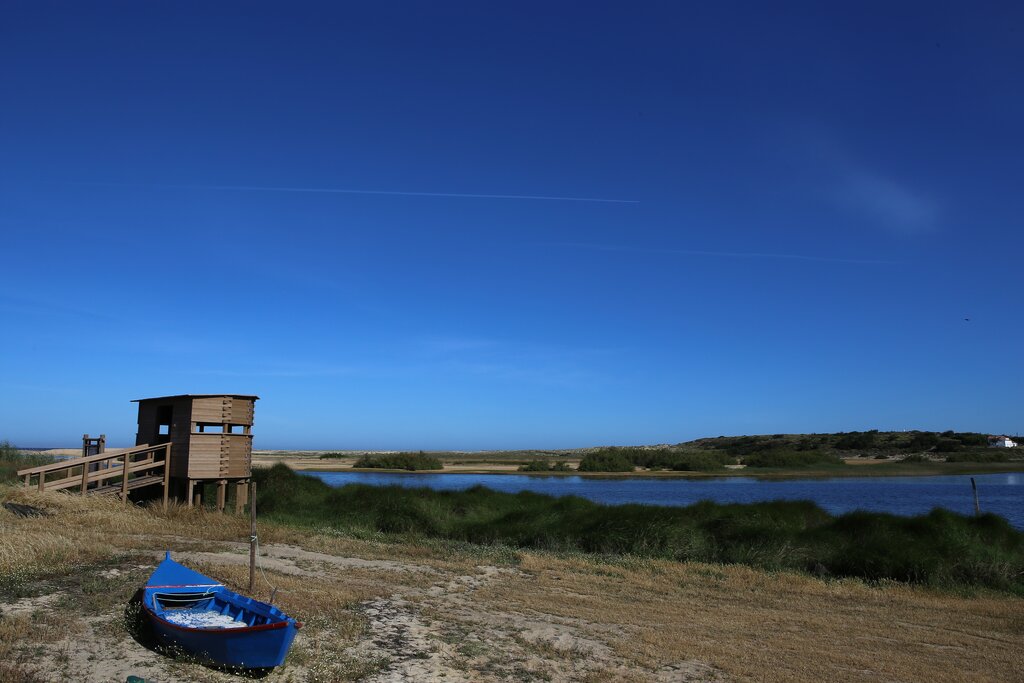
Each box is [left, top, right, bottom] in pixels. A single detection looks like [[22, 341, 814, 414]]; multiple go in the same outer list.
[[162, 609, 247, 629]]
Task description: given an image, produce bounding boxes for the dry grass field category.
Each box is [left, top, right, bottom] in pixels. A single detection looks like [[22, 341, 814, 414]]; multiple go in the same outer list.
[[1, 487, 1022, 682]]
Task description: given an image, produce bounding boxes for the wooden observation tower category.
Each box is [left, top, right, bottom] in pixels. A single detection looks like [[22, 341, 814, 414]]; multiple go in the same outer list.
[[133, 394, 259, 510]]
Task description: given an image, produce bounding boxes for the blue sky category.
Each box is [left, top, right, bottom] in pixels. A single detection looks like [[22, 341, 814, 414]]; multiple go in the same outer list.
[[1, 2, 1022, 449]]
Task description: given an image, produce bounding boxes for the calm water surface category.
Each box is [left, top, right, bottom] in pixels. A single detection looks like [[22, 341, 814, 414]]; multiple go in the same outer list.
[[303, 471, 1024, 529]]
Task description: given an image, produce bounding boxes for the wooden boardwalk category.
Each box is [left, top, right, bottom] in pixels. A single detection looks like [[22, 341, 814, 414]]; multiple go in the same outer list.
[[18, 443, 172, 510]]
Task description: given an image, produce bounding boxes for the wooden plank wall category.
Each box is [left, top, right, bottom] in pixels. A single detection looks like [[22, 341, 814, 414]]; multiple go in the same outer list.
[[136, 398, 193, 479], [135, 403, 160, 447], [137, 395, 255, 486], [169, 398, 193, 479], [187, 396, 254, 479]]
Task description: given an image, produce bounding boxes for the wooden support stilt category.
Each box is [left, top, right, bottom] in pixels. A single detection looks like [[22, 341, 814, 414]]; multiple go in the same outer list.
[[187, 480, 195, 508], [235, 480, 248, 514], [216, 480, 227, 512]]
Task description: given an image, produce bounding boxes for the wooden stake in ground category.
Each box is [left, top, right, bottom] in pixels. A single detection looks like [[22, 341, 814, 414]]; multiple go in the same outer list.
[[249, 480, 257, 593]]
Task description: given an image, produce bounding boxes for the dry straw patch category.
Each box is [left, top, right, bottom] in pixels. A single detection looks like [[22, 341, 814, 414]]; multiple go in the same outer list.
[[474, 553, 1024, 682], [3, 486, 1024, 682]]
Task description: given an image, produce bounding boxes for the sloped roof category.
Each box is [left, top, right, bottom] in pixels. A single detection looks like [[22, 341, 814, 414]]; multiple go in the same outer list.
[[132, 394, 260, 402]]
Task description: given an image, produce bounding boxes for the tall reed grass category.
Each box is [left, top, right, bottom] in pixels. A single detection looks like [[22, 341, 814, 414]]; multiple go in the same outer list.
[[253, 464, 1024, 593], [0, 441, 54, 484]]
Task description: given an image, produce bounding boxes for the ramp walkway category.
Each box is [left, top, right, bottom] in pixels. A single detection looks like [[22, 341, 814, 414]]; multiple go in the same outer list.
[[18, 443, 171, 510]]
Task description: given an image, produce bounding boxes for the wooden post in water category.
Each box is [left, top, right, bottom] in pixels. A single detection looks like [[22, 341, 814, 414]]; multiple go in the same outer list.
[[249, 480, 257, 594], [971, 477, 981, 516]]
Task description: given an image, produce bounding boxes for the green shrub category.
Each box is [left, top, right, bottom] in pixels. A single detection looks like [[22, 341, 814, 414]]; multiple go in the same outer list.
[[742, 450, 843, 468], [907, 432, 940, 451], [319, 452, 348, 459], [577, 447, 730, 472], [669, 452, 732, 471], [945, 451, 1016, 464], [353, 451, 443, 471], [934, 439, 962, 453], [954, 432, 989, 447], [577, 449, 634, 472], [517, 460, 573, 472], [835, 431, 877, 450]]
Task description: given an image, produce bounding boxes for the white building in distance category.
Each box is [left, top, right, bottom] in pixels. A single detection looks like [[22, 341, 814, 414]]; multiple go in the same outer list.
[[988, 436, 1018, 448]]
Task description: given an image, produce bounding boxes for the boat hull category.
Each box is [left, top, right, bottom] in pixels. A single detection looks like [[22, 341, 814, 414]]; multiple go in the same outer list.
[[141, 552, 301, 669], [144, 604, 300, 668]]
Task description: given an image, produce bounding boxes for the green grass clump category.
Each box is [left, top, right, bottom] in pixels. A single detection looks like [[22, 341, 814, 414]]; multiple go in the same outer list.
[[352, 451, 443, 471], [0, 441, 54, 484], [252, 464, 1024, 593]]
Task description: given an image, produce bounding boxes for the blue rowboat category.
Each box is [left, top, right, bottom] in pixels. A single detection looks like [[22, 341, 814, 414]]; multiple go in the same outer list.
[[142, 552, 302, 669]]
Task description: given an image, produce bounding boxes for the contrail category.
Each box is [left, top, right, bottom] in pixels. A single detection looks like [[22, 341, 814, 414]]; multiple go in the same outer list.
[[75, 182, 638, 204], [549, 242, 897, 265]]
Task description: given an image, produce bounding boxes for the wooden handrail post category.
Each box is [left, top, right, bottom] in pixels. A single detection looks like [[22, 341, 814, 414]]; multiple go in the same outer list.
[[162, 444, 171, 512], [249, 480, 257, 594], [38, 471, 45, 492], [81, 462, 89, 494], [120, 453, 130, 501]]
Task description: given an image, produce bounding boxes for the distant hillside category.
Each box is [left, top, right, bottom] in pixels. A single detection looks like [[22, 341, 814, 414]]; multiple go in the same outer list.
[[678, 430, 1017, 457], [565, 430, 1023, 473]]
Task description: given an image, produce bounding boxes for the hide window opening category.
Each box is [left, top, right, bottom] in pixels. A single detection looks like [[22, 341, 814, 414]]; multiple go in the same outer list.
[[156, 405, 173, 438]]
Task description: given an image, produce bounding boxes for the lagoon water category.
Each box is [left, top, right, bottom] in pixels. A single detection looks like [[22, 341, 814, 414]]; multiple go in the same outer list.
[[304, 471, 1024, 529]]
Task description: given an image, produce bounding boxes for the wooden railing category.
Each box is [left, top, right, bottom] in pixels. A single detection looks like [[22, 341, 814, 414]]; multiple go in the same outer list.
[[18, 443, 172, 510]]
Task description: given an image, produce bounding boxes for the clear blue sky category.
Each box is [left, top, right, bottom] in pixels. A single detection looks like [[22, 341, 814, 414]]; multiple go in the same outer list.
[[1, 2, 1021, 449]]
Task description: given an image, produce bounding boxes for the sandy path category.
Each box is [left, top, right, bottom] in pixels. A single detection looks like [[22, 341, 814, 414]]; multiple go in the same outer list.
[[5, 534, 724, 682]]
